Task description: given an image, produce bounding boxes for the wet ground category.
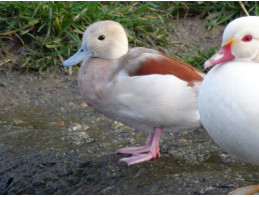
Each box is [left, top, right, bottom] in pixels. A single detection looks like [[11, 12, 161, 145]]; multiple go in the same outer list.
[[0, 18, 259, 195]]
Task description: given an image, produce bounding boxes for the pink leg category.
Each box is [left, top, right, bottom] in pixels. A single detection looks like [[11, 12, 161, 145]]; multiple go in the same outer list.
[[117, 127, 163, 166], [115, 132, 154, 154]]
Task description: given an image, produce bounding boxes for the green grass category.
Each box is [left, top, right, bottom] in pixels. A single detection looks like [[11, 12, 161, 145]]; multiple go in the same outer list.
[[0, 1, 258, 73]]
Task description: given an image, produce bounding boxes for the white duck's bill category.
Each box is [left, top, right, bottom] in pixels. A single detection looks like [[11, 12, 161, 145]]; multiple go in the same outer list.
[[63, 44, 93, 67], [204, 38, 235, 68]]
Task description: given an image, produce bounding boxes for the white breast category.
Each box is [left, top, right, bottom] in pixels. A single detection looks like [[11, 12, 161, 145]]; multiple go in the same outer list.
[[198, 61, 259, 165]]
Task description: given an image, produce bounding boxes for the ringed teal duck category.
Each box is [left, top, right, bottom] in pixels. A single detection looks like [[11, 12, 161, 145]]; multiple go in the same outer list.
[[63, 20, 204, 166]]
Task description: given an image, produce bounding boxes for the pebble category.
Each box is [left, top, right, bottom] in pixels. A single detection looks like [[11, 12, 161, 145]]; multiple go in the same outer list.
[[80, 102, 88, 108], [0, 82, 6, 87], [68, 123, 82, 131], [178, 138, 187, 144], [82, 123, 90, 131], [13, 120, 25, 124]]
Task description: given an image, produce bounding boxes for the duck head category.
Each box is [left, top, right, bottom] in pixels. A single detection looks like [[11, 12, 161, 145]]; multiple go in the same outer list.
[[204, 16, 259, 68], [63, 20, 128, 67]]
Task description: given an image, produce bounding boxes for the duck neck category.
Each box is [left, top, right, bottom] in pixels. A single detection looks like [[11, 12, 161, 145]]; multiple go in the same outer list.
[[78, 57, 116, 101]]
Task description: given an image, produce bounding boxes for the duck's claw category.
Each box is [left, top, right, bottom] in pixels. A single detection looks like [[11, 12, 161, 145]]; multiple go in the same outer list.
[[116, 146, 150, 155], [119, 152, 157, 166]]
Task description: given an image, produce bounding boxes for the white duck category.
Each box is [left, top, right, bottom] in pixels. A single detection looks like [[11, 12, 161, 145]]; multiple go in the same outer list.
[[63, 20, 204, 166], [198, 16, 259, 194]]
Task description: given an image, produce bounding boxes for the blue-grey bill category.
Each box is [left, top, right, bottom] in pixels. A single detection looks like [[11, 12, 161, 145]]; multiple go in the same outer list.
[[63, 43, 92, 67]]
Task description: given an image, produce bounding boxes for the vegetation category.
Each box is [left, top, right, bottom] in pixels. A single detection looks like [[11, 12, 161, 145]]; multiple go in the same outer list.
[[0, 1, 258, 73]]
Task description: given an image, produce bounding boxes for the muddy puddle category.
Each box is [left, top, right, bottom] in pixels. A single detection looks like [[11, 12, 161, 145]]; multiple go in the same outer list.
[[0, 18, 259, 194]]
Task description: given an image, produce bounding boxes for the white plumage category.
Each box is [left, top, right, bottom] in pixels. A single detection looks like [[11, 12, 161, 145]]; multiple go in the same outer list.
[[199, 61, 259, 164], [198, 16, 259, 194]]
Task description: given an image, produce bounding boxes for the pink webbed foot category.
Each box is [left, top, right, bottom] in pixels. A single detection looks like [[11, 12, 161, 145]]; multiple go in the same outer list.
[[116, 132, 154, 155], [119, 152, 158, 166], [115, 146, 150, 155], [116, 127, 163, 166]]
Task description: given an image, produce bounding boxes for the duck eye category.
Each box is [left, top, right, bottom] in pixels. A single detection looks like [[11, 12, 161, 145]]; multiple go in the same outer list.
[[98, 35, 105, 41], [242, 35, 252, 42]]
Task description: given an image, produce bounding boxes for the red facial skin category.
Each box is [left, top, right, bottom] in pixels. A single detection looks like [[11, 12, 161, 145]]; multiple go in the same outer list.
[[204, 39, 235, 68]]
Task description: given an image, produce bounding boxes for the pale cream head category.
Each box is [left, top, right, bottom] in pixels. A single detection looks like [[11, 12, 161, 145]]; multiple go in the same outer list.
[[82, 20, 128, 59]]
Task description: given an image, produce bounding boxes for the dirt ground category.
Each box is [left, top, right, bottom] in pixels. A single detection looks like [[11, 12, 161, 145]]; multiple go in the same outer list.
[[0, 18, 258, 195]]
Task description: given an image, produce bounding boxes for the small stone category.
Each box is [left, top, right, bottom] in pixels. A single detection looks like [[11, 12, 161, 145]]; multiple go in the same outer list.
[[178, 138, 187, 144], [55, 121, 65, 127], [0, 82, 6, 87], [72, 131, 94, 145], [13, 120, 25, 124], [48, 121, 65, 127], [112, 121, 125, 129], [68, 123, 82, 131], [220, 153, 227, 159], [69, 102, 78, 108], [80, 102, 88, 108], [77, 131, 88, 137], [32, 176, 44, 186], [82, 123, 90, 131]]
